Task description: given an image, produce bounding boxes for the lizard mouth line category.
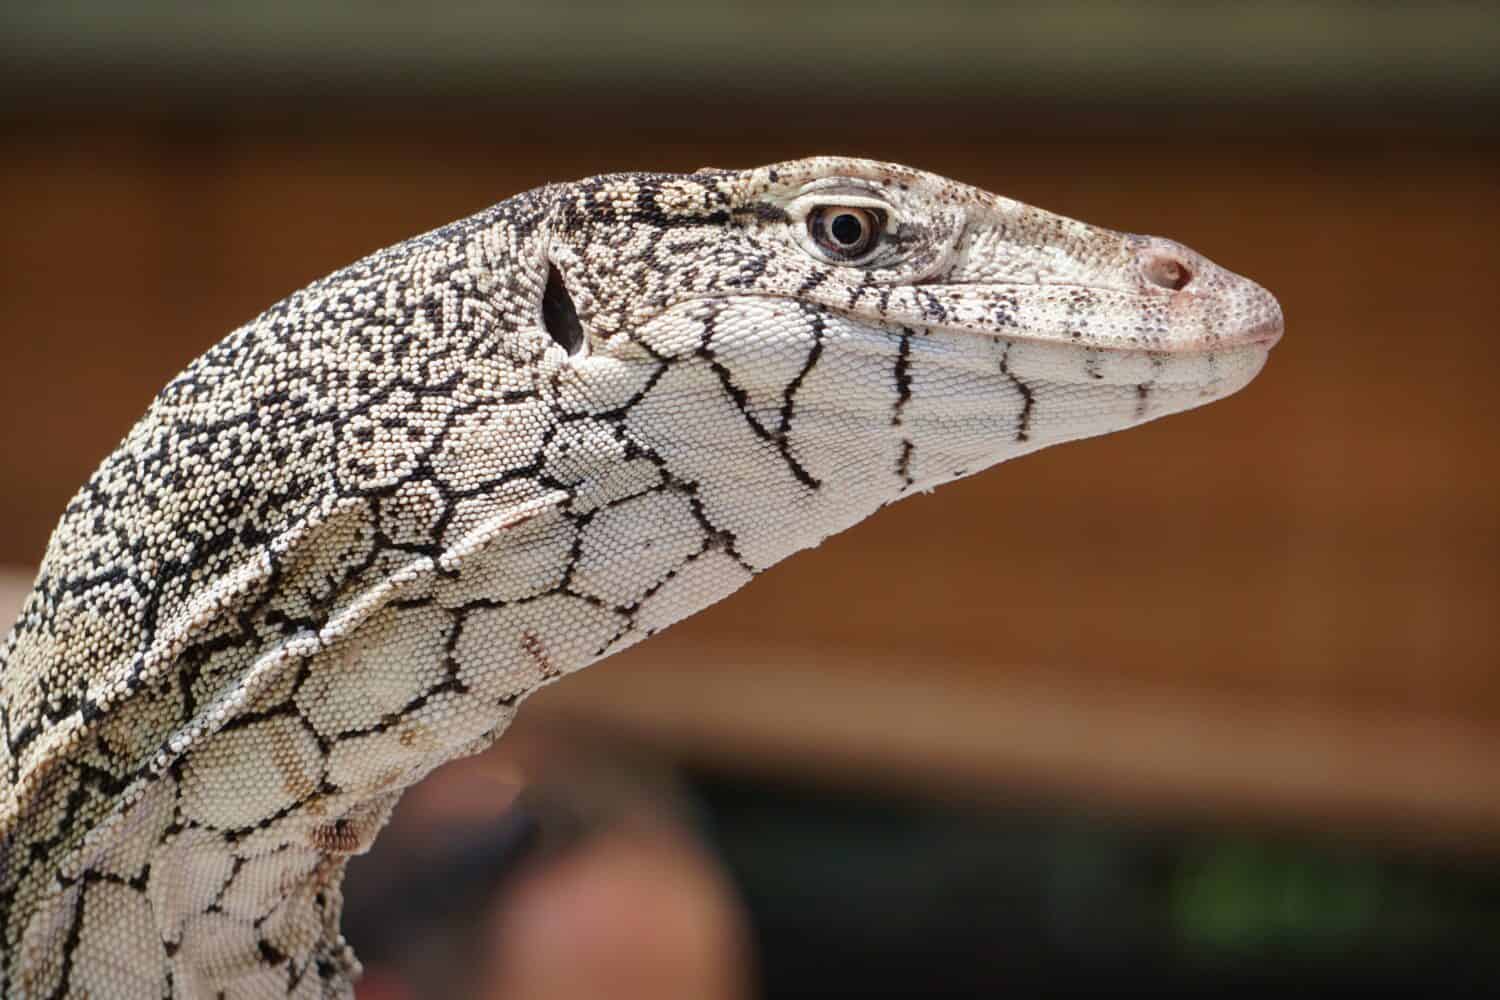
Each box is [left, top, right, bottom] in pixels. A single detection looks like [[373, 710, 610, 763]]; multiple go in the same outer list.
[[717, 291, 1285, 356], [696, 281, 1284, 355], [1237, 317, 1285, 348]]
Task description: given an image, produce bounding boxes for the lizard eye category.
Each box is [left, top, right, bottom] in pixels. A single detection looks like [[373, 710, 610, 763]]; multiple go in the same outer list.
[[808, 206, 883, 260]]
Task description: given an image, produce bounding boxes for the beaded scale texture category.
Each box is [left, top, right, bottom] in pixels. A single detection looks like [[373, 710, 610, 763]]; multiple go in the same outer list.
[[0, 157, 1281, 997]]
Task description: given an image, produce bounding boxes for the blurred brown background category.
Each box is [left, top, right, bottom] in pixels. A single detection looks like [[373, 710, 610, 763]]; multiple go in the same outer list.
[[1, 0, 1497, 860]]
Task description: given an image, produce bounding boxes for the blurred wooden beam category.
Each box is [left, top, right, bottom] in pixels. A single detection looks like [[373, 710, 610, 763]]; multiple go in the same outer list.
[[516, 633, 1500, 851], [5, 569, 1496, 849]]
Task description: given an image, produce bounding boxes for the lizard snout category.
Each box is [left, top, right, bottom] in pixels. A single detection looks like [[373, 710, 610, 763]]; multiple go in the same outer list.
[[1133, 235, 1284, 350]]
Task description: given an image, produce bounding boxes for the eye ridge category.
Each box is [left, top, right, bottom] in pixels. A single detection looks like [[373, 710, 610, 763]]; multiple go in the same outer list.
[[809, 205, 883, 261]]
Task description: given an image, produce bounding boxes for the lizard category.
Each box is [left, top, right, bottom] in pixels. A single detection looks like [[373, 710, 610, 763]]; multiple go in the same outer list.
[[0, 156, 1282, 998]]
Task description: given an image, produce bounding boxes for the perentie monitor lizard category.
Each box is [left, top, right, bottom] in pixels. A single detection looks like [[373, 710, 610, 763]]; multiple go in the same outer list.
[[0, 156, 1282, 997]]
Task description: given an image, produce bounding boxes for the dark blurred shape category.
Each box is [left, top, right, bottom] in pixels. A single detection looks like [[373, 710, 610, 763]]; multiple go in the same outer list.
[[346, 728, 1499, 997], [479, 809, 751, 1000], [345, 729, 752, 999], [705, 773, 1500, 995]]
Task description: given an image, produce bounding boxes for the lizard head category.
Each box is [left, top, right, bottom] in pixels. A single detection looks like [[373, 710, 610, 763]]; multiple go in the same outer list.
[[535, 155, 1281, 565], [0, 157, 1280, 995], [0, 159, 1282, 995]]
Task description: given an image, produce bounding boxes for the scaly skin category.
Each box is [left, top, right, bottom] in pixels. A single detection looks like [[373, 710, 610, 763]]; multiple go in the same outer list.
[[0, 157, 1281, 997]]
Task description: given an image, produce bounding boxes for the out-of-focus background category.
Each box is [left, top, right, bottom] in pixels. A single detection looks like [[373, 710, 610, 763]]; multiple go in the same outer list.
[[2, 3, 1498, 996]]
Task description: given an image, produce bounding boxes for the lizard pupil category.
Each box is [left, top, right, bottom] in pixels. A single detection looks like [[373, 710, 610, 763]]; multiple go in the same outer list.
[[831, 213, 864, 245]]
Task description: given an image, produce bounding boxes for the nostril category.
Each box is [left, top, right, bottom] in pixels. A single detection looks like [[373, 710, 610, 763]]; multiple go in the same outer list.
[[1143, 254, 1193, 291]]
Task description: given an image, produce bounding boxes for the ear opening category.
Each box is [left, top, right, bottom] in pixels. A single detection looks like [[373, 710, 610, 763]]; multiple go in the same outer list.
[[541, 262, 585, 356]]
